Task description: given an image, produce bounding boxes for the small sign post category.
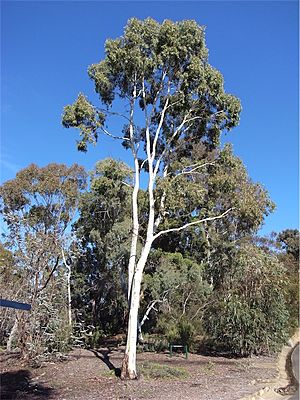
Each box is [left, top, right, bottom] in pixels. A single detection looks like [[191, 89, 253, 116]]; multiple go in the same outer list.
[[169, 344, 188, 359], [0, 299, 31, 311]]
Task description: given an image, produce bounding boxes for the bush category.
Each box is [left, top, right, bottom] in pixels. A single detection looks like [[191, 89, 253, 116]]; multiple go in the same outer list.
[[157, 318, 196, 350], [203, 244, 289, 356], [177, 319, 195, 348]]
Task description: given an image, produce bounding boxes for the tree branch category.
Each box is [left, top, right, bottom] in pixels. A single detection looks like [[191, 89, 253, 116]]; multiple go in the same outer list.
[[101, 127, 130, 141], [153, 208, 233, 241], [151, 82, 170, 163], [140, 299, 162, 328], [153, 113, 190, 179], [153, 165, 168, 232], [170, 162, 216, 179], [37, 256, 60, 293], [127, 77, 140, 302]]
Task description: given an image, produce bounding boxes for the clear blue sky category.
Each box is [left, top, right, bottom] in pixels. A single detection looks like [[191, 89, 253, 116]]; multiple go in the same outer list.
[[1, 1, 299, 235]]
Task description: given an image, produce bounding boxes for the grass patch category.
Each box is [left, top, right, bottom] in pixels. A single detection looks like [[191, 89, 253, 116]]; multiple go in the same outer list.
[[202, 361, 215, 375], [101, 369, 117, 378], [140, 361, 189, 380]]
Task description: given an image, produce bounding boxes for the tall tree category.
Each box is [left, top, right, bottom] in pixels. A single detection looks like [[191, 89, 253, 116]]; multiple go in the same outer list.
[[72, 159, 132, 336], [62, 18, 245, 379]]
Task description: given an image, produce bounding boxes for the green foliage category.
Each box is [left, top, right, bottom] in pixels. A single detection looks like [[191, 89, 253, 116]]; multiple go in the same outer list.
[[163, 323, 180, 344], [137, 335, 169, 353], [208, 144, 275, 234], [203, 244, 289, 356], [62, 93, 105, 152], [32, 295, 72, 356], [86, 328, 104, 348], [153, 144, 275, 273], [141, 251, 211, 338], [63, 18, 241, 155], [156, 319, 195, 350]]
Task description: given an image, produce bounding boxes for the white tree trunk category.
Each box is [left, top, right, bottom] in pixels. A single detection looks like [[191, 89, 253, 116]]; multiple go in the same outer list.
[[121, 241, 152, 379], [67, 264, 72, 327], [127, 157, 140, 301], [7, 316, 18, 351], [62, 249, 72, 326], [121, 271, 142, 379]]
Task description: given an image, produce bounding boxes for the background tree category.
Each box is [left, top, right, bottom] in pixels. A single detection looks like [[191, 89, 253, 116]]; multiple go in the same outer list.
[[72, 159, 132, 340], [0, 163, 87, 358]]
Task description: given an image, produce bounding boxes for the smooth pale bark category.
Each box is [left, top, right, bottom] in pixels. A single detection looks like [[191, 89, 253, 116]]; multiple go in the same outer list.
[[121, 269, 142, 379], [7, 316, 19, 351], [67, 266, 72, 326], [121, 240, 153, 379], [62, 249, 72, 326], [127, 85, 140, 302], [127, 157, 140, 301]]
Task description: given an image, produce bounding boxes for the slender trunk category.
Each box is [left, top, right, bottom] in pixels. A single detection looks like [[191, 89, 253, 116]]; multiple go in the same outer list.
[[121, 271, 142, 379], [62, 250, 72, 326], [7, 316, 19, 351], [67, 265, 72, 326], [128, 157, 140, 302], [127, 82, 139, 302]]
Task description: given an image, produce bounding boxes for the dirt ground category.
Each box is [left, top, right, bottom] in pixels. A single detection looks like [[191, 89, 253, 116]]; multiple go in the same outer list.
[[0, 347, 279, 400]]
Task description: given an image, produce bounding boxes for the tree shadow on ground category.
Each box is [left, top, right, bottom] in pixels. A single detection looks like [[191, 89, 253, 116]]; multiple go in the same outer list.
[[0, 369, 54, 400], [89, 349, 121, 377]]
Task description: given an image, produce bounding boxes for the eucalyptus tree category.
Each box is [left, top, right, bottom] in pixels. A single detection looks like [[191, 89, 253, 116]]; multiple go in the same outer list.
[[0, 163, 87, 355], [72, 159, 132, 335], [62, 18, 243, 379]]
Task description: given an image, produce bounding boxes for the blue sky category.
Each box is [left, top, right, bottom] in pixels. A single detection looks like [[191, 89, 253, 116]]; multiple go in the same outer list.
[[1, 1, 299, 235]]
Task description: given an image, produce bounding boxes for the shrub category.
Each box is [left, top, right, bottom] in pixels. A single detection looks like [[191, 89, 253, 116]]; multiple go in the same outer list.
[[203, 244, 289, 356], [177, 319, 195, 348]]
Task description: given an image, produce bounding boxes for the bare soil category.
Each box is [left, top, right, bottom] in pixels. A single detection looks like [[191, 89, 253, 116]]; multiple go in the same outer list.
[[0, 347, 278, 400]]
